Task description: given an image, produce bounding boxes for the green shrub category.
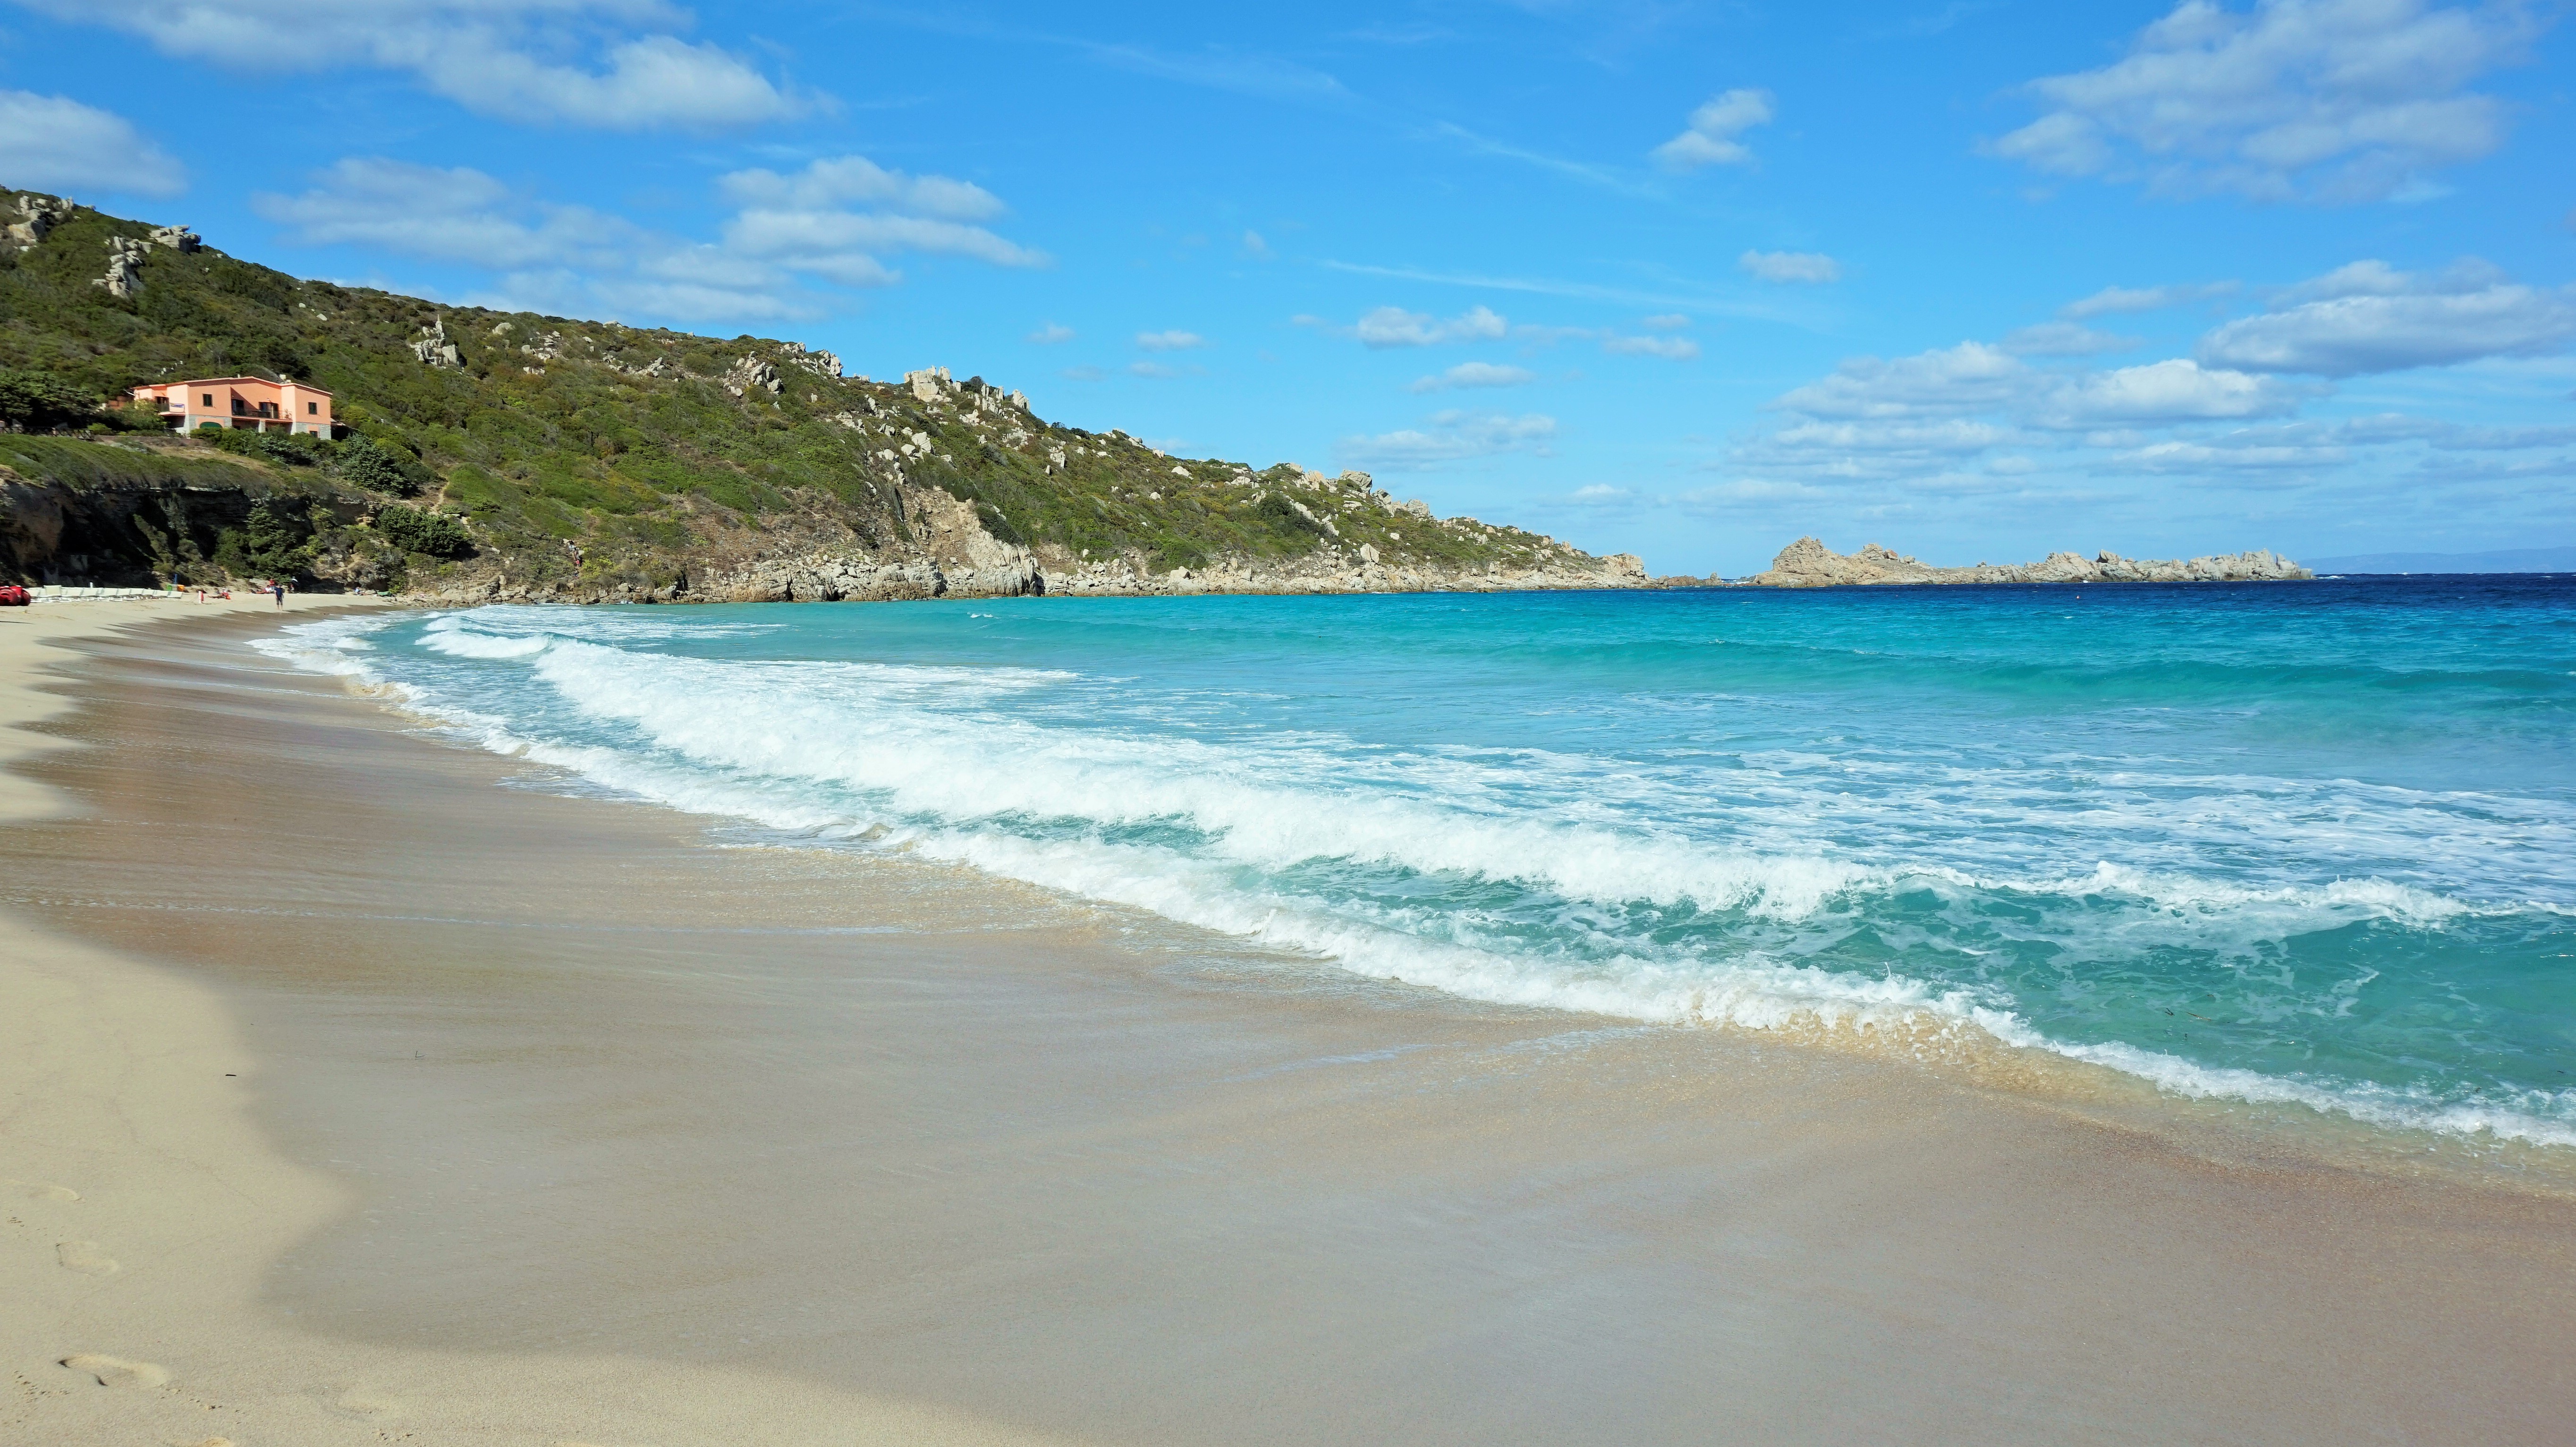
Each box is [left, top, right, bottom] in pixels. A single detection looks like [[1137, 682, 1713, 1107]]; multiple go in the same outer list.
[[0, 369, 95, 432], [336, 437, 424, 494], [373, 503, 475, 558], [972, 501, 1025, 545], [1256, 491, 1325, 539], [204, 426, 323, 466], [106, 402, 169, 433], [213, 499, 320, 580]]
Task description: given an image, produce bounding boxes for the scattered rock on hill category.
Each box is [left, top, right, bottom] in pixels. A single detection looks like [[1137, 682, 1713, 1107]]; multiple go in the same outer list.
[[95, 237, 148, 299], [411, 315, 462, 367], [4, 194, 68, 247], [724, 356, 783, 397]]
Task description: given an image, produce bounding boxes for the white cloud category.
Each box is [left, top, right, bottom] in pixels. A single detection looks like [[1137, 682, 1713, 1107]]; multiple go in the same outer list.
[[25, 2, 805, 131], [1409, 362, 1537, 392], [1769, 418, 2019, 456], [2197, 259, 2576, 375], [1990, 0, 2539, 203], [254, 158, 631, 270], [1641, 313, 1692, 330], [2423, 422, 2576, 451], [1435, 121, 1658, 198], [723, 209, 1044, 270], [2116, 439, 2346, 472], [254, 152, 1039, 323], [2277, 258, 2428, 301], [1026, 322, 1076, 344], [1602, 334, 1701, 359], [1343, 304, 1510, 348], [2030, 358, 2299, 427], [1777, 342, 2029, 419], [2002, 321, 2140, 356], [1738, 249, 1840, 284], [1567, 484, 1639, 506], [1338, 410, 1557, 468], [1713, 308, 2576, 542], [1128, 360, 1181, 379], [2061, 280, 2239, 317], [718, 156, 1001, 221], [0, 91, 187, 197], [707, 154, 1042, 281], [1135, 329, 1207, 351], [1242, 229, 1273, 260], [1737, 339, 2298, 487], [1654, 87, 1774, 170]]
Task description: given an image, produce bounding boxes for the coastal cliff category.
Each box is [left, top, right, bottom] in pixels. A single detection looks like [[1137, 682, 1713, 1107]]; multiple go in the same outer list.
[[1746, 537, 2313, 588], [0, 189, 1647, 602]]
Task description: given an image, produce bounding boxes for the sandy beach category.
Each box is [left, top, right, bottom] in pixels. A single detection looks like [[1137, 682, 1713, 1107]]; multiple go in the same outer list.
[[1, 600, 1072, 1447], [5, 601, 2574, 1446]]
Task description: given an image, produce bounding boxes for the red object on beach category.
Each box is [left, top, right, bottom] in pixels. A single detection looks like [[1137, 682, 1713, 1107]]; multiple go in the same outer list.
[[0, 584, 30, 606]]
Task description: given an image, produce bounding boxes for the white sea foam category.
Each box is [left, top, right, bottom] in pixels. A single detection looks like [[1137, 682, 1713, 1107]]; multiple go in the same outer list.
[[360, 614, 2568, 941], [910, 830, 2576, 1148], [1972, 1013, 2576, 1149], [249, 614, 399, 678], [419, 630, 551, 660], [511, 634, 1882, 920]]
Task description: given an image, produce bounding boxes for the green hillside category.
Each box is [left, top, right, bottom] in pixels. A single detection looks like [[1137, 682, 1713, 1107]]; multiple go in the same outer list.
[[0, 189, 1620, 597]]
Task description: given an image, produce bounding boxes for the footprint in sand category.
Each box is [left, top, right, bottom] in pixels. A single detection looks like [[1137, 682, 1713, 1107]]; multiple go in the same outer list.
[[59, 1353, 169, 1388], [5, 1179, 81, 1202], [324, 1387, 402, 1421], [55, 1240, 119, 1275]]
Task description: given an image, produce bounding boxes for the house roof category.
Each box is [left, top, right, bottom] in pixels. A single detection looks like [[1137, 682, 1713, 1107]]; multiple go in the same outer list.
[[144, 376, 335, 396]]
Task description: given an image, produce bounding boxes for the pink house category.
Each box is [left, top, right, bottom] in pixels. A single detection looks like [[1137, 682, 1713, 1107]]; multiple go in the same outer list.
[[131, 376, 337, 436]]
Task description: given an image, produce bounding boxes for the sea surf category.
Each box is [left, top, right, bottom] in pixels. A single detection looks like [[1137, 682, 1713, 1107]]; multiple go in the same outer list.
[[256, 578, 2576, 1153]]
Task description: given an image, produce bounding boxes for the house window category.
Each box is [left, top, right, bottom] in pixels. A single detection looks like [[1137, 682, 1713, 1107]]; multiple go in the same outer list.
[[202, 394, 214, 406], [307, 402, 318, 414]]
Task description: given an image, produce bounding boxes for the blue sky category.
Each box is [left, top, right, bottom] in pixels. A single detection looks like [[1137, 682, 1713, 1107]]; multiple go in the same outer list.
[[4, 0, 2571, 574]]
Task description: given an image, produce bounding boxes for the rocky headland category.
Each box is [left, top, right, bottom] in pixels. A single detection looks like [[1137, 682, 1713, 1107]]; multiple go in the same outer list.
[[1744, 537, 2312, 588], [1, 189, 1652, 605], [402, 464, 1650, 606]]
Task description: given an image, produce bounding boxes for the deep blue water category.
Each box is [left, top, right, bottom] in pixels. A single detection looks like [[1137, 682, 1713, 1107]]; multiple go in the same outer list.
[[263, 576, 2576, 1145]]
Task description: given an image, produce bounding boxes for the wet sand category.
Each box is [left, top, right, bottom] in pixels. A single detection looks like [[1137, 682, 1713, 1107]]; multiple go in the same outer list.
[[5, 607, 2574, 1444]]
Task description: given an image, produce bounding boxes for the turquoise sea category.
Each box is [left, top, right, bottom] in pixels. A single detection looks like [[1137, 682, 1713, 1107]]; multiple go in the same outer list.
[[263, 578, 2576, 1148]]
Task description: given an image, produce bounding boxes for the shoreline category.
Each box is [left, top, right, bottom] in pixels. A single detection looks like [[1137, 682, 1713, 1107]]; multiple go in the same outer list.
[[7, 604, 2576, 1443], [272, 594, 2574, 1169]]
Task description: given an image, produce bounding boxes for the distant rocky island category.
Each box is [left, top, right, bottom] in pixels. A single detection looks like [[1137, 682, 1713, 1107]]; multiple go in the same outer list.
[[1745, 537, 2312, 588]]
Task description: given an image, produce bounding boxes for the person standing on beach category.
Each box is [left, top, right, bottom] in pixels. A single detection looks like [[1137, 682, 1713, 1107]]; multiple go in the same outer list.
[[272, 582, 285, 607]]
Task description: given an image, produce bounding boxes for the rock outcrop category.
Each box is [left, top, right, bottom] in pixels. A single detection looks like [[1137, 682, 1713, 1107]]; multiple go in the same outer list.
[[778, 342, 841, 378], [4, 194, 68, 248], [411, 315, 462, 367], [722, 355, 783, 397], [407, 511, 1648, 607], [1746, 537, 2312, 587], [94, 236, 149, 299]]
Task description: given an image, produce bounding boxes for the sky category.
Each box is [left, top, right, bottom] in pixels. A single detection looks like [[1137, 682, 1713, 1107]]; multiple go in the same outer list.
[[3, 0, 2572, 575]]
